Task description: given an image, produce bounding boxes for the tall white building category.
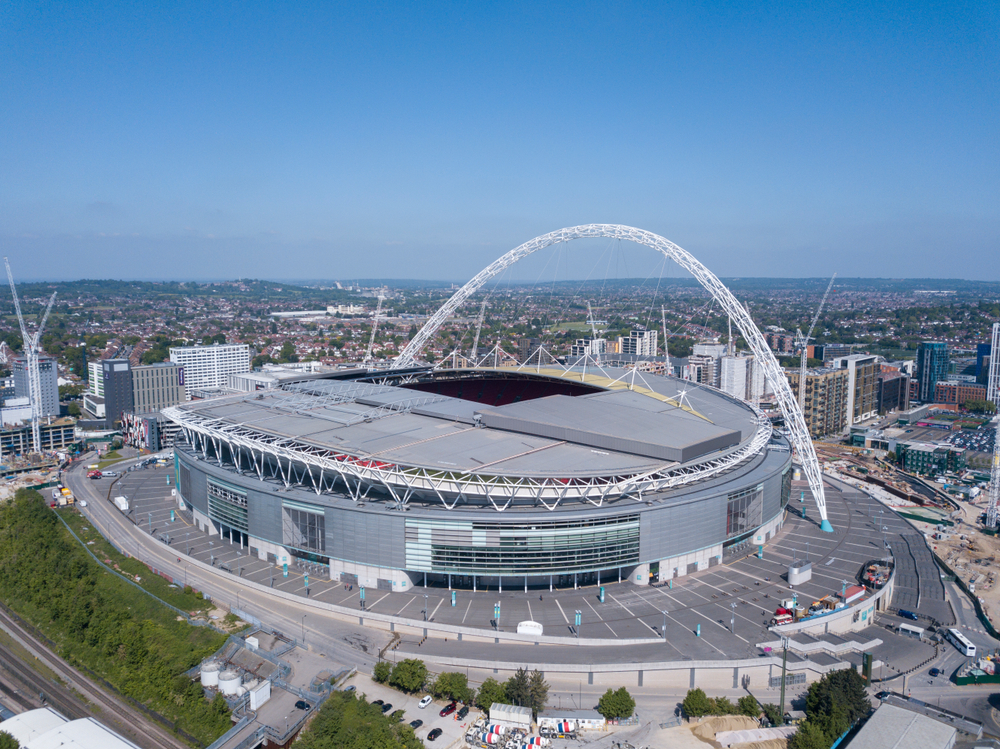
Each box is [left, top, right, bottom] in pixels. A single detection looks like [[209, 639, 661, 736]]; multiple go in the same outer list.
[[12, 355, 60, 417], [720, 356, 748, 400], [988, 322, 1000, 405], [88, 360, 105, 397], [169, 344, 250, 396], [619, 329, 658, 356], [570, 338, 606, 358]]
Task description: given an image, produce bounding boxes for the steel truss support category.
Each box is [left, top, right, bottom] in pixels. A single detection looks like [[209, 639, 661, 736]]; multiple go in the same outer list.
[[391, 224, 832, 529]]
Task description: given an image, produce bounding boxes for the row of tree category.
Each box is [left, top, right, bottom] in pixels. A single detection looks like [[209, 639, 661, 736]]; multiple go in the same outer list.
[[681, 689, 771, 721], [373, 660, 551, 717], [297, 691, 423, 749], [788, 669, 870, 749], [0, 491, 231, 746]]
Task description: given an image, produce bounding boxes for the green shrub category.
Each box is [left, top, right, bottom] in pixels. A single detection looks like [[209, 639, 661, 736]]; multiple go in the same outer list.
[[373, 661, 391, 683]]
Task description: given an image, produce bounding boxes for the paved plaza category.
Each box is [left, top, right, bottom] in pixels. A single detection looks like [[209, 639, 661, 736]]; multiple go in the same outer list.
[[87, 458, 950, 663]]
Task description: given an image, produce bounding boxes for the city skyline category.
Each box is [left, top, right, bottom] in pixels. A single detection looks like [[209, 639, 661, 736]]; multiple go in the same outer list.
[[2, 1, 997, 281]]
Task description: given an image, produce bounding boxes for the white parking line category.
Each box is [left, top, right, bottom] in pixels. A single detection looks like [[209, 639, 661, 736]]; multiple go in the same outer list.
[[554, 598, 570, 623], [429, 598, 444, 621]]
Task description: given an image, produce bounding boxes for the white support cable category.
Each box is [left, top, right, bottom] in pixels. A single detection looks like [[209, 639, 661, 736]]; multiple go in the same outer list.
[[390, 224, 832, 529], [798, 273, 837, 409]]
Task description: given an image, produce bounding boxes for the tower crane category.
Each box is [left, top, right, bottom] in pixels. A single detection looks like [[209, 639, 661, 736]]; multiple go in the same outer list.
[[364, 288, 386, 366], [5, 258, 57, 454], [470, 298, 487, 364], [796, 273, 837, 410], [986, 323, 1000, 529], [661, 305, 670, 376]]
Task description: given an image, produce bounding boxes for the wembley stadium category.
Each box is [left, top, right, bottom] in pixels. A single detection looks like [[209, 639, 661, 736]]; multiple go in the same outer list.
[[165, 364, 793, 593]]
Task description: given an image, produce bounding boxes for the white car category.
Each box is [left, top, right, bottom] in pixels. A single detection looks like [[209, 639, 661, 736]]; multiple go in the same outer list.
[[78, 500, 88, 507], [418, 695, 433, 709]]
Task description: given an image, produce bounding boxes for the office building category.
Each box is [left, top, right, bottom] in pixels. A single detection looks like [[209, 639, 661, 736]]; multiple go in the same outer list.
[[88, 360, 105, 397], [785, 368, 849, 437], [570, 338, 606, 358], [102, 359, 134, 428], [833, 354, 878, 425], [169, 343, 251, 395], [934, 381, 987, 406], [132, 362, 186, 414], [876, 373, 910, 414], [720, 356, 748, 400], [686, 354, 717, 387], [897, 442, 966, 475], [619, 329, 658, 357], [12, 355, 60, 418], [517, 337, 542, 363], [916, 342, 949, 402]]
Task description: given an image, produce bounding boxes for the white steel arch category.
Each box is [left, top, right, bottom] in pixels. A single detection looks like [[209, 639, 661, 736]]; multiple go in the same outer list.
[[392, 224, 834, 531]]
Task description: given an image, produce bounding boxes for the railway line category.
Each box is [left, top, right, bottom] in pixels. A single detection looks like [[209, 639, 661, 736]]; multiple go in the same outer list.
[[0, 606, 190, 749]]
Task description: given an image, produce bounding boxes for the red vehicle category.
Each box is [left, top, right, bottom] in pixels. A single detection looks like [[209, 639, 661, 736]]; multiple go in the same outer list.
[[439, 701, 457, 717], [87, 470, 102, 479]]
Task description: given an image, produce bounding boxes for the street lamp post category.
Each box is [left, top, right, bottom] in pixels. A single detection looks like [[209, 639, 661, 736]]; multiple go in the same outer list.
[[423, 594, 428, 622]]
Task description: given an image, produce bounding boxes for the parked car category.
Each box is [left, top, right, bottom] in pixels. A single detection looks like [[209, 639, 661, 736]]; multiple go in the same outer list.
[[294, 700, 311, 710], [439, 702, 457, 717], [381, 703, 393, 713], [342, 684, 356, 692], [427, 728, 443, 741], [457, 705, 470, 720], [418, 695, 433, 709], [409, 719, 423, 729], [372, 699, 384, 706]]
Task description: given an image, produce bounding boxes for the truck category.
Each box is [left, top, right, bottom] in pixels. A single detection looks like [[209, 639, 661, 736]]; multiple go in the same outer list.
[[114, 496, 129, 513], [770, 607, 794, 626]]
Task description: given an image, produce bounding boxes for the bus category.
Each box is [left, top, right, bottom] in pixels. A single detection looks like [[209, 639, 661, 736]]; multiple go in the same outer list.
[[947, 628, 976, 657]]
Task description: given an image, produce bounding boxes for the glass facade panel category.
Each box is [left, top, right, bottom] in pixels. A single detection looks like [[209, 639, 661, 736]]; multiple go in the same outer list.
[[780, 467, 791, 508], [283, 506, 326, 553], [207, 478, 249, 532], [405, 515, 640, 575], [726, 484, 763, 538]]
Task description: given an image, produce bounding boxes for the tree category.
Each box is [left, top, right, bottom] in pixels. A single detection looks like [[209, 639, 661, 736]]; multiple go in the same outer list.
[[737, 695, 760, 718], [682, 688, 713, 719], [389, 659, 427, 693], [476, 677, 508, 711], [373, 661, 391, 683], [505, 668, 531, 708], [804, 668, 869, 739], [714, 696, 736, 715], [761, 703, 784, 726], [527, 670, 549, 717], [431, 672, 472, 703], [0, 731, 18, 749], [278, 340, 298, 363], [597, 687, 636, 720], [787, 719, 831, 749]]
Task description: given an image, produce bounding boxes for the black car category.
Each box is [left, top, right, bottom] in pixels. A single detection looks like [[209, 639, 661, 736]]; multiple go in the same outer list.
[[930, 667, 941, 677], [381, 703, 393, 713], [372, 699, 384, 706], [427, 728, 443, 741], [409, 719, 423, 729], [295, 700, 311, 710], [875, 691, 890, 700], [457, 705, 470, 720]]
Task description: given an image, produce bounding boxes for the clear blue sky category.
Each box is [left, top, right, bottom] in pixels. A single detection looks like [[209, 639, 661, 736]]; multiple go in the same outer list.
[[1, 1, 997, 281]]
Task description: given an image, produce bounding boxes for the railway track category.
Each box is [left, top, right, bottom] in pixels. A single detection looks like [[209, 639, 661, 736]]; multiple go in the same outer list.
[[0, 607, 190, 749]]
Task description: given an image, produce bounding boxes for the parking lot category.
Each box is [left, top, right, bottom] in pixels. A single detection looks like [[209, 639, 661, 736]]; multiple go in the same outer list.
[[343, 672, 479, 746]]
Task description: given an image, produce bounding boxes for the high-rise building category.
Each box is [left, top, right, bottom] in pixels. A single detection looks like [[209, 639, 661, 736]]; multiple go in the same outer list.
[[11, 355, 59, 418], [169, 343, 251, 395], [88, 360, 104, 397], [876, 372, 910, 414], [570, 338, 606, 358], [619, 330, 658, 357], [132, 362, 186, 414], [785, 368, 849, 437], [517, 338, 542, 363], [916, 342, 949, 403], [102, 359, 133, 428], [720, 356, 748, 400], [686, 354, 717, 387], [833, 354, 878, 425]]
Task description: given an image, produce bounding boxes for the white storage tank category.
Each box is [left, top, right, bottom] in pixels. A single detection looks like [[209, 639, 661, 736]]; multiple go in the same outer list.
[[200, 662, 220, 688], [219, 670, 240, 696], [788, 560, 813, 586]]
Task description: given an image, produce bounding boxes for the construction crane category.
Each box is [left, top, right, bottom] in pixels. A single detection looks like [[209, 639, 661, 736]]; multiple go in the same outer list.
[[5, 258, 57, 454], [470, 298, 487, 364], [796, 273, 837, 410], [586, 301, 602, 365], [661, 305, 670, 376], [364, 288, 386, 366], [987, 324, 1000, 529]]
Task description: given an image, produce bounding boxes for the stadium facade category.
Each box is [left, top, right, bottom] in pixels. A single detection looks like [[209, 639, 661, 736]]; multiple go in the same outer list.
[[166, 366, 792, 592]]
